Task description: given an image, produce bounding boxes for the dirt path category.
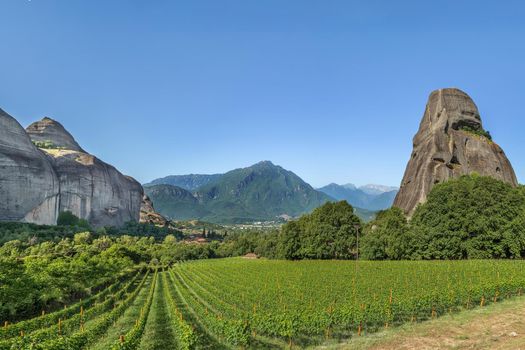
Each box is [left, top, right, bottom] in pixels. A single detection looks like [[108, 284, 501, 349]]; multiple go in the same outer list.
[[326, 296, 525, 350]]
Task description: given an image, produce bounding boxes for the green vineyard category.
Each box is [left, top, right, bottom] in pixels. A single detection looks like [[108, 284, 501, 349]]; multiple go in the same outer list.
[[2, 258, 525, 349]]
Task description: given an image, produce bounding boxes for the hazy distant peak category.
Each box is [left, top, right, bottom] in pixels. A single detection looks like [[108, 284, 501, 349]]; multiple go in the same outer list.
[[342, 183, 357, 190], [359, 184, 398, 195]]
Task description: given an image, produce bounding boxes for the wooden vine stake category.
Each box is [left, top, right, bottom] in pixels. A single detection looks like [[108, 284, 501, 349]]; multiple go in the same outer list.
[[3, 321, 7, 330], [58, 318, 62, 335], [493, 291, 499, 303], [480, 296, 485, 307], [119, 335, 125, 344], [358, 322, 362, 336]]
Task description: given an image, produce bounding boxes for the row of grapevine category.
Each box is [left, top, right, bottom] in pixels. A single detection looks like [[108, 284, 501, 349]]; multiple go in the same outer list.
[[168, 268, 251, 346], [171, 259, 525, 346], [1, 270, 152, 350], [161, 271, 197, 350], [110, 269, 158, 350], [0, 268, 142, 341]]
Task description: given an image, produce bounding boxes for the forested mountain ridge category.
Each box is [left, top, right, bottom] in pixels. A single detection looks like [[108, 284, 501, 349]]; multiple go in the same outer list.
[[145, 174, 223, 191], [146, 161, 334, 223]]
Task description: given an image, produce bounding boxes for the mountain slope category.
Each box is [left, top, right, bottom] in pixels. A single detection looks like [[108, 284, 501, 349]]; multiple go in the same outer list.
[[197, 161, 333, 222], [145, 174, 222, 191], [146, 161, 333, 223], [144, 184, 211, 221], [317, 183, 398, 211]]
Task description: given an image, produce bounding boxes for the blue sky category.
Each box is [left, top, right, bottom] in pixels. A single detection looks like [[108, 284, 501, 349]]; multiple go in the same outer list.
[[1, 1, 524, 188]]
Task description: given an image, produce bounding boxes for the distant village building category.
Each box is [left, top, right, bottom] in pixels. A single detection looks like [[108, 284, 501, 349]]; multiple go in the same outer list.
[[243, 253, 258, 259]]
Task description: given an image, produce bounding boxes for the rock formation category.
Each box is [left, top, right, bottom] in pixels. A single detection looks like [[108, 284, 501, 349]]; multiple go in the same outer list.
[[26, 117, 85, 152], [25, 117, 143, 227], [0, 109, 60, 225], [140, 195, 168, 226], [394, 88, 518, 215]]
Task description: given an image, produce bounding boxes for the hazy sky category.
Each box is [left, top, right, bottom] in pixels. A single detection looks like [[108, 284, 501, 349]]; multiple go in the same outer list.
[[1, 1, 524, 188]]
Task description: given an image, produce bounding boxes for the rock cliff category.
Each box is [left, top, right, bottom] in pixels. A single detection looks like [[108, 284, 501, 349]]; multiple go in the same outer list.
[[25, 117, 143, 227], [0, 109, 60, 225], [394, 88, 518, 215], [140, 195, 168, 226]]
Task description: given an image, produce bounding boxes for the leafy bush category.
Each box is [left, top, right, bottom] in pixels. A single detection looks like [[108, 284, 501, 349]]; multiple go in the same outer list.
[[31, 140, 63, 149], [57, 211, 81, 227]]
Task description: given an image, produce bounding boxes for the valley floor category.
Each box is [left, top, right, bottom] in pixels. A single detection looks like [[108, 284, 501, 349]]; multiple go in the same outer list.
[[326, 295, 525, 350]]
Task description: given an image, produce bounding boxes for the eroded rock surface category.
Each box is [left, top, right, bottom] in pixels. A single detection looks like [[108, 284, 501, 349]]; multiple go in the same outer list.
[[394, 88, 518, 215], [26, 117, 143, 227], [0, 109, 60, 224], [140, 195, 168, 226], [25, 117, 85, 152]]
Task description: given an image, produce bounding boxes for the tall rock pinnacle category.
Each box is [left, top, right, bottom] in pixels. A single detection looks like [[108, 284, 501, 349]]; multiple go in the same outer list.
[[394, 88, 518, 215]]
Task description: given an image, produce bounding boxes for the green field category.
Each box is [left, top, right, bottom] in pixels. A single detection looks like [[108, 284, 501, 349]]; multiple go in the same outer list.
[[1, 258, 525, 349]]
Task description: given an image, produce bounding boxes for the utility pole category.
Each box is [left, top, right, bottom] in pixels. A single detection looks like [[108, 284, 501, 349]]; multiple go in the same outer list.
[[353, 223, 360, 260]]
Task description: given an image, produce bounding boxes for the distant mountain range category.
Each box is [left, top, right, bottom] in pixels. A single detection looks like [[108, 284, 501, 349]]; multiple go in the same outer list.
[[145, 161, 332, 224], [144, 174, 222, 191], [145, 161, 397, 223], [317, 183, 398, 211]]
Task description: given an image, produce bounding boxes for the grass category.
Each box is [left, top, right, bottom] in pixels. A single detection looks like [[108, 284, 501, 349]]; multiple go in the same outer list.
[[138, 272, 178, 350], [319, 294, 525, 350], [89, 275, 152, 350]]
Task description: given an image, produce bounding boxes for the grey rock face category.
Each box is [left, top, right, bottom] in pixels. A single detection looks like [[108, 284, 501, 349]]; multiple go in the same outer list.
[[0, 109, 60, 224], [394, 88, 518, 215], [140, 195, 168, 226], [26, 117, 143, 227]]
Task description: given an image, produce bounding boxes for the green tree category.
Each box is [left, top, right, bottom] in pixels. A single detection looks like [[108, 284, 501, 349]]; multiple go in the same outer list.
[[278, 201, 362, 260], [410, 175, 525, 259], [361, 207, 410, 260]]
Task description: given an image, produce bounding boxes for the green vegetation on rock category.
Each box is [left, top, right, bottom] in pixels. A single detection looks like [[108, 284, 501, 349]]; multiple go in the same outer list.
[[459, 125, 493, 140]]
